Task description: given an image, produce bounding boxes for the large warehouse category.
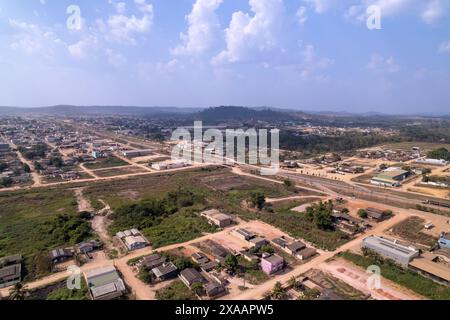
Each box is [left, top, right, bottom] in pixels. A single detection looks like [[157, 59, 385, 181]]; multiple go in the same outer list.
[[362, 236, 420, 266]]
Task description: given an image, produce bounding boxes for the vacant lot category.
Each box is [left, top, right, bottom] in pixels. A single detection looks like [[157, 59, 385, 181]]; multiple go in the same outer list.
[[84, 156, 129, 170], [94, 166, 147, 178], [0, 188, 92, 280], [389, 216, 438, 248], [155, 280, 197, 300]]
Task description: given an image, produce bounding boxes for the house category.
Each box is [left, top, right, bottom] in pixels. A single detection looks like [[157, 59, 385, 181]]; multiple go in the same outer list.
[[200, 209, 232, 228], [272, 237, 289, 249], [116, 229, 149, 251], [76, 240, 102, 254], [123, 236, 148, 251], [438, 233, 450, 249], [285, 241, 306, 256], [179, 268, 206, 287], [260, 254, 284, 275], [366, 208, 390, 222], [122, 149, 154, 158], [141, 254, 167, 270], [362, 236, 419, 266], [241, 250, 260, 263], [205, 282, 226, 298], [232, 228, 256, 241], [0, 255, 22, 288], [84, 265, 126, 300], [152, 262, 178, 281], [50, 248, 74, 264], [207, 242, 230, 264], [201, 261, 219, 273], [249, 237, 268, 249], [191, 252, 210, 265], [296, 248, 317, 261]]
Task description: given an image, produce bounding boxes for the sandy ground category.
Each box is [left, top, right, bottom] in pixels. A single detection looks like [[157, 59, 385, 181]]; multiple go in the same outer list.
[[319, 259, 423, 300]]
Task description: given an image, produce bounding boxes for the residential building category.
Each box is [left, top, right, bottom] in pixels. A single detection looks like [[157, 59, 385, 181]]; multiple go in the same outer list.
[[285, 241, 306, 256], [249, 237, 268, 249], [205, 282, 226, 298], [50, 248, 74, 264], [141, 254, 167, 270], [200, 209, 232, 228], [260, 254, 284, 275], [116, 229, 149, 251], [362, 236, 419, 266], [179, 268, 206, 287], [0, 255, 22, 288], [152, 263, 178, 281], [84, 265, 126, 300], [76, 240, 102, 254], [366, 208, 390, 222], [232, 228, 256, 241], [191, 252, 209, 265], [296, 248, 317, 261], [152, 160, 188, 171]]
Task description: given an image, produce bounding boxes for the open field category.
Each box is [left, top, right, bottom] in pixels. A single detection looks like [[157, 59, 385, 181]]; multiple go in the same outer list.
[[0, 188, 92, 281], [93, 166, 148, 178], [387, 216, 438, 248], [381, 142, 450, 152], [83, 156, 129, 170]]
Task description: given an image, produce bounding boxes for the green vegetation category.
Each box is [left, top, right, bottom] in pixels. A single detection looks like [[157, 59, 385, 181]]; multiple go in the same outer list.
[[155, 280, 197, 300], [305, 201, 334, 231], [84, 156, 128, 170], [248, 192, 266, 210], [18, 144, 48, 160], [339, 250, 450, 300], [427, 148, 450, 161], [270, 282, 287, 300], [257, 201, 350, 251], [108, 188, 217, 248], [0, 188, 91, 280], [46, 280, 89, 300], [0, 177, 13, 187], [237, 256, 270, 285], [357, 209, 368, 219]]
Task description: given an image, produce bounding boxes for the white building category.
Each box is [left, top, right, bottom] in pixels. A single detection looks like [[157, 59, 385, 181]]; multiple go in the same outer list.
[[415, 158, 449, 166], [152, 159, 188, 171]]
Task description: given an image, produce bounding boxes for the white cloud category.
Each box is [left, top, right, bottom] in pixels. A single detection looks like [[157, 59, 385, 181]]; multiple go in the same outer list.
[[296, 6, 308, 26], [213, 0, 285, 65], [68, 35, 98, 59], [8, 19, 64, 57], [345, 0, 447, 24], [439, 41, 450, 54], [303, 0, 338, 14], [421, 0, 444, 24], [105, 48, 127, 66], [368, 54, 400, 73], [97, 0, 154, 44], [115, 2, 127, 14], [172, 0, 223, 56]]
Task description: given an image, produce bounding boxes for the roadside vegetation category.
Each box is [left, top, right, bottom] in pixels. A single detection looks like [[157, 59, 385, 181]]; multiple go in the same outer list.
[[339, 250, 450, 300], [155, 280, 197, 300]]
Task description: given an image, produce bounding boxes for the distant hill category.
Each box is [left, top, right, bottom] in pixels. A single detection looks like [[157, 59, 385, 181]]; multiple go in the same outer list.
[[0, 105, 201, 116], [193, 106, 295, 123]]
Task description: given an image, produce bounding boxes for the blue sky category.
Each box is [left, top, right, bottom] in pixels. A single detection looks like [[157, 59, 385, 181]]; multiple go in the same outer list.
[[0, 0, 449, 114]]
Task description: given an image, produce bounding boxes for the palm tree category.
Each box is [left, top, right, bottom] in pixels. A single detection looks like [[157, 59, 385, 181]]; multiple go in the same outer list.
[[9, 282, 28, 300], [271, 282, 286, 300]]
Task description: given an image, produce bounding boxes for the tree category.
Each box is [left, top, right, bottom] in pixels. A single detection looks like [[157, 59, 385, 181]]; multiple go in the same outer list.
[[224, 254, 238, 273], [22, 163, 31, 173], [260, 244, 275, 255], [358, 209, 368, 219], [283, 179, 295, 191], [191, 282, 205, 296], [249, 192, 266, 210], [0, 161, 8, 172], [9, 283, 28, 300], [271, 282, 286, 300], [0, 177, 13, 187], [341, 208, 350, 214]]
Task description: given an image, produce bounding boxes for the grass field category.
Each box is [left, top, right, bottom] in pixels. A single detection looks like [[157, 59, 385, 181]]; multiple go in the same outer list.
[[94, 166, 147, 178], [0, 188, 91, 280], [155, 280, 197, 300], [381, 142, 450, 152], [390, 216, 438, 248], [255, 202, 351, 251], [84, 156, 129, 170]]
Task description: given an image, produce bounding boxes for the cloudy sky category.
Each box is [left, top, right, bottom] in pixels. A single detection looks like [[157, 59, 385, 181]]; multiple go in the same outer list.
[[0, 0, 449, 114]]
